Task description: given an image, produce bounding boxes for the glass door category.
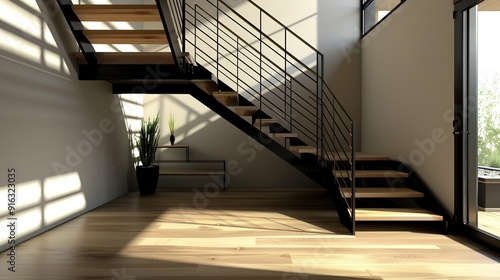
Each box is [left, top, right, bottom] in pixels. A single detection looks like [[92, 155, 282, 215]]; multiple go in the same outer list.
[[475, 0, 500, 238], [457, 0, 500, 243]]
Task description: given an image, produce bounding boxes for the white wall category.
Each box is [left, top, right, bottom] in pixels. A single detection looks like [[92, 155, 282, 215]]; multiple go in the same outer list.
[[361, 0, 455, 213], [0, 0, 132, 251]]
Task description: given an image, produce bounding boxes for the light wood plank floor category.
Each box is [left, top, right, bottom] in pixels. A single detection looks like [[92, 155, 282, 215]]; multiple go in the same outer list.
[[479, 211, 500, 238], [1, 188, 499, 279]]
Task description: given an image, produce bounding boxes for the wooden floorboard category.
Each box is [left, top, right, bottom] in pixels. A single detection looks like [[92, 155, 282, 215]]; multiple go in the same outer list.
[[478, 211, 500, 238], [1, 189, 499, 279]]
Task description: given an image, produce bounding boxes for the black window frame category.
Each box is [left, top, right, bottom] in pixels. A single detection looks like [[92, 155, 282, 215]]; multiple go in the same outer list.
[[362, 0, 408, 36]]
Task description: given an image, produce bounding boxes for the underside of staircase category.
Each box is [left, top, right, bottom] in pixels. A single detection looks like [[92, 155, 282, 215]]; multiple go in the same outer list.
[[56, 0, 449, 234]]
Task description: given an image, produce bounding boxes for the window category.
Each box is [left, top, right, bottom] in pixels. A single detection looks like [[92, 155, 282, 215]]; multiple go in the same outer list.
[[362, 0, 405, 35]]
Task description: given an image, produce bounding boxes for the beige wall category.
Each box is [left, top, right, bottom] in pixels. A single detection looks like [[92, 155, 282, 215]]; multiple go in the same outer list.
[[361, 0, 455, 213], [0, 0, 132, 251]]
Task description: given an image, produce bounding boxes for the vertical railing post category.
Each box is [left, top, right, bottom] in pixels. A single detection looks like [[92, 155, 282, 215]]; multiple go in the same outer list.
[[194, 3, 197, 62], [319, 53, 325, 163], [259, 8, 263, 131], [332, 89, 336, 182], [290, 80, 293, 132], [316, 53, 320, 163], [182, 0, 186, 53], [284, 29, 288, 123], [216, 0, 220, 82], [351, 121, 356, 234], [284, 78, 287, 121], [236, 37, 239, 93]]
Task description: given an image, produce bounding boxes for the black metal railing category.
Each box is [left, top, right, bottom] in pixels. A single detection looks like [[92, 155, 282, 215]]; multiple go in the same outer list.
[[165, 0, 185, 51], [156, 0, 186, 72], [321, 82, 356, 232], [56, 0, 96, 65], [181, 0, 356, 232]]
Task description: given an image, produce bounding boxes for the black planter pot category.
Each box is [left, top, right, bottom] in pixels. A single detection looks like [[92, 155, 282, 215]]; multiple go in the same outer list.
[[136, 165, 159, 195], [170, 134, 175, 145]]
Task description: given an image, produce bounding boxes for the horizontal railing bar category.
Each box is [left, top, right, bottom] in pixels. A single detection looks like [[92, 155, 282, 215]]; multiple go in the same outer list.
[[324, 83, 353, 123], [216, 0, 320, 78], [333, 122, 351, 148], [212, 22, 309, 92], [191, 3, 319, 108], [245, 0, 322, 56], [334, 109, 352, 134], [192, 12, 295, 90]]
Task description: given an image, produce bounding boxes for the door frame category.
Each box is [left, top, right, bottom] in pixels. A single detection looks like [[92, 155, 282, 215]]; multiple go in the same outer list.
[[454, 0, 500, 249]]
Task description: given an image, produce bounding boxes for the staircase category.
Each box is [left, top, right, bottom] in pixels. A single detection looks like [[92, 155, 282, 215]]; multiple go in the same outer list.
[[334, 154, 446, 228], [55, 0, 448, 234]]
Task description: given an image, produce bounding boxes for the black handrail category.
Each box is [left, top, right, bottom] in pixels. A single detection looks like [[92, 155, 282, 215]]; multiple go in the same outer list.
[[156, 0, 185, 73]]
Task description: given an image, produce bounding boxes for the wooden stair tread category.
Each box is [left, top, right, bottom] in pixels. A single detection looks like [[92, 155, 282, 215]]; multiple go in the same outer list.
[[340, 187, 424, 198], [269, 133, 298, 138], [356, 152, 391, 161], [213, 92, 238, 106], [73, 5, 161, 22], [227, 106, 259, 116], [327, 152, 390, 161], [335, 152, 390, 161], [192, 80, 218, 94], [289, 145, 317, 154], [334, 169, 408, 178], [159, 170, 225, 176], [84, 30, 168, 44], [75, 52, 177, 65], [355, 208, 443, 221]]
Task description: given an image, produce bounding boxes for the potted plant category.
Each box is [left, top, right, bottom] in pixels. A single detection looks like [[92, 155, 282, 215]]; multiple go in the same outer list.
[[136, 114, 160, 195], [168, 112, 176, 145]]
